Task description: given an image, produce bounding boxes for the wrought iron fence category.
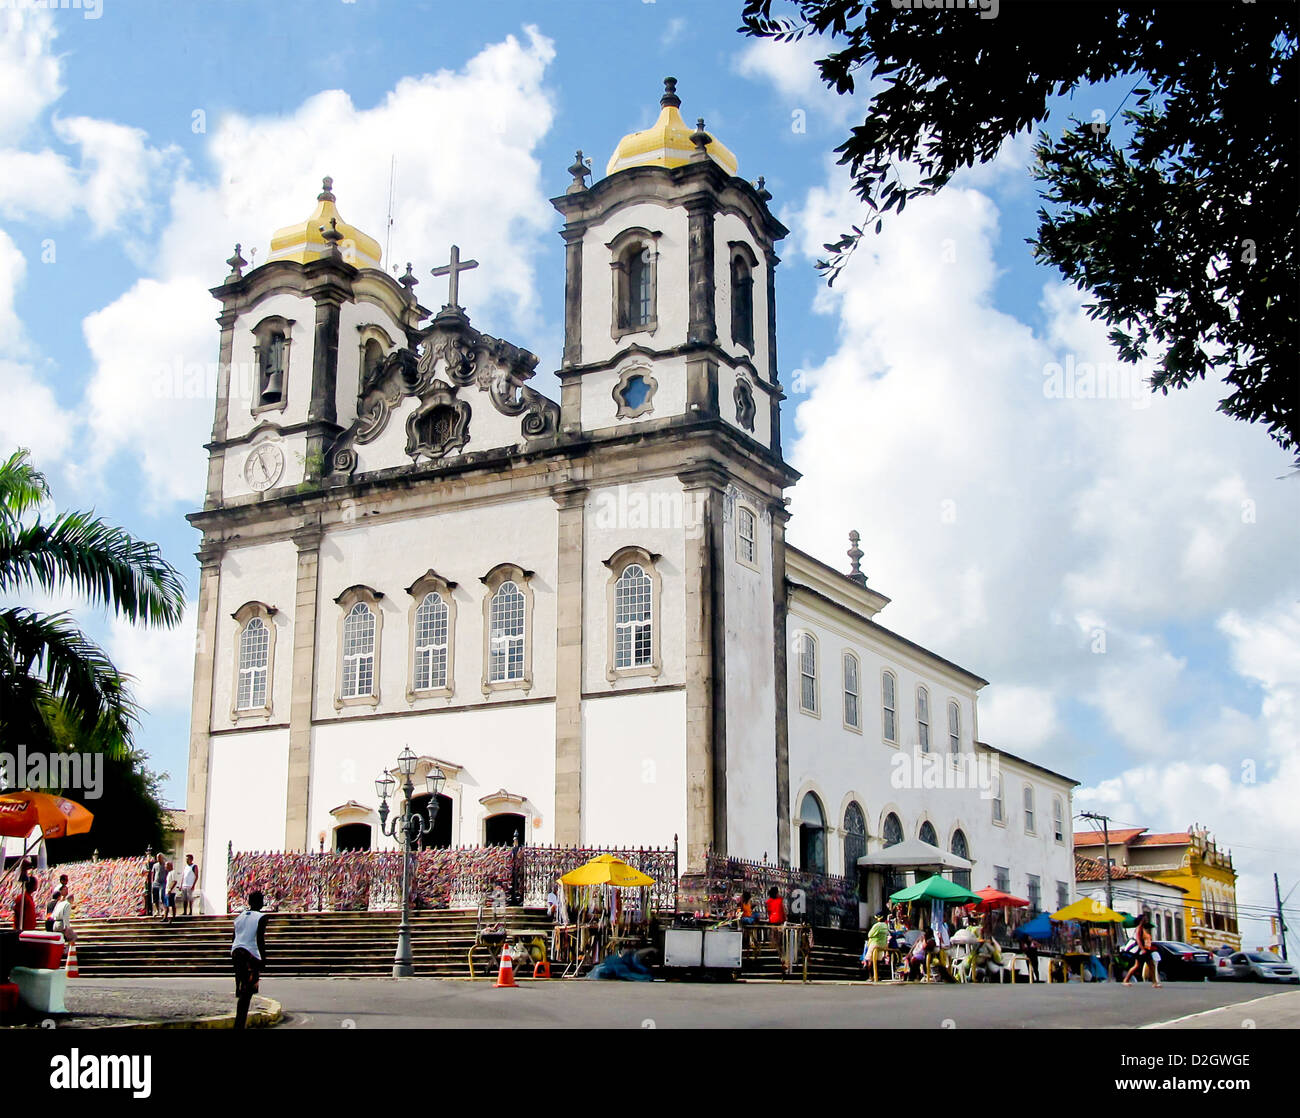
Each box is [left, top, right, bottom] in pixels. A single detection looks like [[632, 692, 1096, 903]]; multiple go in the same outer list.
[[227, 841, 679, 914]]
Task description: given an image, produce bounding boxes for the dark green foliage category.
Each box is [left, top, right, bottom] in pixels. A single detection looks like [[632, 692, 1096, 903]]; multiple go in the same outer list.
[[739, 0, 1298, 460]]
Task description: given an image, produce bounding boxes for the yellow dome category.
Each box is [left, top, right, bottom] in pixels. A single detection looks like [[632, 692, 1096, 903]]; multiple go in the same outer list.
[[606, 78, 738, 178], [267, 177, 383, 269]]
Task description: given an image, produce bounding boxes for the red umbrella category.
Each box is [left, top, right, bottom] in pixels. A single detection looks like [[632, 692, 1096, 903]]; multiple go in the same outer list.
[[975, 887, 1029, 911]]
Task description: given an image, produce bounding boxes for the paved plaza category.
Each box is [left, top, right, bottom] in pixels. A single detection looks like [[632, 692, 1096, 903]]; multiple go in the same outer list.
[[52, 978, 1300, 1030]]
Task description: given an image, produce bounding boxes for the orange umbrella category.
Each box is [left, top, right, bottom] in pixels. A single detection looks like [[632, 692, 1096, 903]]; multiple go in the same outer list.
[[0, 791, 94, 840]]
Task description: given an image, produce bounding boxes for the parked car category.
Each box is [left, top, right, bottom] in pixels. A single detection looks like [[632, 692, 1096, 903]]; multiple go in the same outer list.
[[1212, 951, 1238, 980], [1222, 950, 1299, 983], [1152, 940, 1216, 981]]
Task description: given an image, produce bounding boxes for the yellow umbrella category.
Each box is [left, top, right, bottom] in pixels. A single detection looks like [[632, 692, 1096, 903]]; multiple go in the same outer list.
[[1050, 896, 1127, 923], [560, 854, 655, 888]]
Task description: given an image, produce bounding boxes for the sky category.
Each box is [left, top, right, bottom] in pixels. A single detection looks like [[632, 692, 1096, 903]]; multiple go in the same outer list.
[[1, 0, 1296, 948]]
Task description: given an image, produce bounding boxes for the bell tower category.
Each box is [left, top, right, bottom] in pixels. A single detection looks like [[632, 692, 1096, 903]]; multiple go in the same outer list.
[[551, 78, 788, 457]]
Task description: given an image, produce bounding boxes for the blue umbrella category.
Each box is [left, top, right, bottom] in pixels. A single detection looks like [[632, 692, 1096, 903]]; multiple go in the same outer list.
[[1017, 913, 1053, 940]]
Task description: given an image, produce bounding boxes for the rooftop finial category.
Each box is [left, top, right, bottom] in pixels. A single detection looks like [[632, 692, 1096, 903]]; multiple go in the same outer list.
[[398, 261, 418, 298], [320, 217, 344, 256], [225, 243, 247, 281], [690, 117, 711, 161], [567, 149, 590, 194], [755, 176, 773, 202], [319, 176, 336, 201], [661, 76, 680, 109], [847, 530, 867, 585]]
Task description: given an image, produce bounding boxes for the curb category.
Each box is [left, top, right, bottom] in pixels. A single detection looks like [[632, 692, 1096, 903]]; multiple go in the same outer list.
[[84, 997, 284, 1031]]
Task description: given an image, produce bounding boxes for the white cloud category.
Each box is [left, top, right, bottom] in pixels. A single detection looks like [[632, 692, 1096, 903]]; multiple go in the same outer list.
[[109, 606, 197, 716], [0, 8, 62, 146], [978, 685, 1059, 754], [661, 17, 686, 47], [52, 116, 178, 234], [0, 148, 79, 222], [80, 28, 559, 510], [734, 36, 852, 122]]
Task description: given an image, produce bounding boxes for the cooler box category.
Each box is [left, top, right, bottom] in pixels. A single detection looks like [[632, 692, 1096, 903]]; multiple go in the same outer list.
[[9, 965, 67, 1014], [703, 929, 743, 969], [18, 931, 65, 970], [663, 928, 703, 967]]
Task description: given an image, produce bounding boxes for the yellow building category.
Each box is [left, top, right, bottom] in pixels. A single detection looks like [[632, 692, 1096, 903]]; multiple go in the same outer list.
[[1073, 824, 1239, 952]]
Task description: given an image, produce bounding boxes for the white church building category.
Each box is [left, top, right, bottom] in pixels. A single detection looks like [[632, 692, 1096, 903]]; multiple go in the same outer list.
[[182, 79, 1076, 914]]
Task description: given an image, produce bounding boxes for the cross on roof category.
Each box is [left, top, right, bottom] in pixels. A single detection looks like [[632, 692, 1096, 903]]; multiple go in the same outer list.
[[431, 245, 478, 310]]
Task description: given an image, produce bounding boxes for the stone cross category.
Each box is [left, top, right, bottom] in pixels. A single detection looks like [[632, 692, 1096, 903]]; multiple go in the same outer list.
[[431, 245, 478, 309]]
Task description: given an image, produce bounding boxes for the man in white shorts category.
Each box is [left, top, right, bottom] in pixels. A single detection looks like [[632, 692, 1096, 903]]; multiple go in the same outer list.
[[180, 853, 199, 916]]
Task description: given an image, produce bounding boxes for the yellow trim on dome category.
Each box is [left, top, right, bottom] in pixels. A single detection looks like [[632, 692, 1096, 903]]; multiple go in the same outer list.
[[267, 179, 383, 270], [606, 103, 738, 178]]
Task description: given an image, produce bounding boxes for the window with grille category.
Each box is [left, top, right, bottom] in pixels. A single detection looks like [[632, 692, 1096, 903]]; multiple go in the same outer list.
[[737, 506, 756, 565], [882, 671, 897, 742], [489, 581, 526, 682], [951, 829, 971, 889], [341, 602, 376, 698], [627, 246, 652, 328], [994, 865, 1010, 893], [843, 653, 860, 729], [948, 700, 960, 757], [843, 802, 866, 877], [1057, 881, 1070, 910], [798, 633, 818, 715], [413, 593, 449, 691], [237, 617, 268, 709], [883, 813, 903, 846], [917, 686, 930, 752], [1027, 874, 1042, 914], [919, 820, 937, 847], [614, 564, 653, 669]]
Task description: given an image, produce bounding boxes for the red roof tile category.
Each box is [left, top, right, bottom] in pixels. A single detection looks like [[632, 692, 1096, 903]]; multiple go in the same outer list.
[[1130, 832, 1190, 846], [1073, 827, 1146, 847]]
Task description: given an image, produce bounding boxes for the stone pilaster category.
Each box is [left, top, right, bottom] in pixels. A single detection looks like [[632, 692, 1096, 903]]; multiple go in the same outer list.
[[284, 523, 322, 851], [765, 250, 783, 457], [305, 287, 343, 479], [183, 542, 224, 877], [770, 500, 792, 865], [552, 486, 587, 845], [686, 196, 717, 346], [204, 308, 237, 508], [679, 465, 728, 870], [561, 225, 584, 368]]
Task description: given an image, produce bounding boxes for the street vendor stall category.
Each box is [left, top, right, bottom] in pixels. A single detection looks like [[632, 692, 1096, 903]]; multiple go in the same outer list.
[[857, 837, 973, 918], [1047, 897, 1127, 982], [554, 855, 656, 978], [887, 875, 981, 981]]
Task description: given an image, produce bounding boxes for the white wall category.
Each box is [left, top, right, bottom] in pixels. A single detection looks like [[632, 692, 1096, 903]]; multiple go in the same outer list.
[[581, 689, 686, 849]]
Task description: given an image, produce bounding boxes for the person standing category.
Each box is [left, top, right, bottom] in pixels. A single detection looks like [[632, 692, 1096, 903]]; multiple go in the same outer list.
[[45, 874, 69, 932], [50, 889, 76, 946], [150, 853, 167, 919], [764, 886, 785, 950], [12, 875, 38, 932], [180, 854, 199, 917], [230, 891, 269, 1030], [1122, 912, 1161, 988], [863, 910, 890, 982], [163, 861, 179, 924]]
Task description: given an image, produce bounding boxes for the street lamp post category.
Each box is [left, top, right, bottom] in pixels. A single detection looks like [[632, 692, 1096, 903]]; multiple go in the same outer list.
[[376, 747, 446, 978]]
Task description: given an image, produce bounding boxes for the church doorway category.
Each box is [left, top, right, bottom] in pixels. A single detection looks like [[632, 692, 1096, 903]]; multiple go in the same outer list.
[[484, 812, 525, 847], [407, 793, 453, 849], [334, 823, 372, 852]]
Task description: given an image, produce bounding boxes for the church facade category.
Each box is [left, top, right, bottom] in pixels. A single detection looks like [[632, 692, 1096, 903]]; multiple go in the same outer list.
[[183, 80, 1076, 914]]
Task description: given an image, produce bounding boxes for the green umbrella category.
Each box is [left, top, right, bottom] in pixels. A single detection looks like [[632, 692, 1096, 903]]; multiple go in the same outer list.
[[889, 876, 983, 905]]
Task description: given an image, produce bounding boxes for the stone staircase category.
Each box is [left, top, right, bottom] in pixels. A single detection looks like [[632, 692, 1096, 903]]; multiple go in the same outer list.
[[72, 910, 870, 981]]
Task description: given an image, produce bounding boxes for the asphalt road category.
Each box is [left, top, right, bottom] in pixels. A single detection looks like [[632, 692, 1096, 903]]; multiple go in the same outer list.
[[59, 977, 1300, 1030]]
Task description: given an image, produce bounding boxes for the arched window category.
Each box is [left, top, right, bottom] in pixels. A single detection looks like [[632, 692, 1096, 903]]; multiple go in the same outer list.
[[604, 547, 661, 680], [481, 562, 534, 693], [342, 602, 376, 699], [250, 315, 294, 414], [1023, 784, 1036, 834], [916, 685, 930, 752], [614, 564, 653, 669], [1053, 797, 1065, 843], [883, 813, 904, 847], [882, 670, 897, 743], [798, 792, 826, 874], [948, 700, 961, 758], [413, 593, 449, 691], [843, 652, 861, 730], [237, 616, 269, 711], [798, 633, 818, 715], [843, 802, 867, 878], [919, 820, 938, 847], [730, 252, 754, 351], [610, 228, 660, 339], [489, 582, 526, 682], [951, 829, 971, 889]]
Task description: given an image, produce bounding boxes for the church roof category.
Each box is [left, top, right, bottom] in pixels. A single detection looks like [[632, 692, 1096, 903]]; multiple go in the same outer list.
[[606, 78, 738, 178], [267, 176, 382, 270]]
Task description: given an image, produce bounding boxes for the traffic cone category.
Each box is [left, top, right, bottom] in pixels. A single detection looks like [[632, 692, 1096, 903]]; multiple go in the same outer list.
[[64, 942, 79, 978], [495, 945, 517, 988]]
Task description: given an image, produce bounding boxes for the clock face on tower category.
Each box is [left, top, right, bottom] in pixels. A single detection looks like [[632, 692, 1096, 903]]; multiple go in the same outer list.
[[244, 442, 284, 492]]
